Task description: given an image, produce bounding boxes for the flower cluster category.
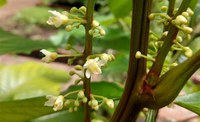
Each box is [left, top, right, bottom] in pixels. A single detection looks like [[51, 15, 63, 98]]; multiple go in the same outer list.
[[172, 8, 194, 34], [89, 20, 106, 36], [47, 6, 87, 31], [88, 94, 115, 111], [44, 90, 88, 112]]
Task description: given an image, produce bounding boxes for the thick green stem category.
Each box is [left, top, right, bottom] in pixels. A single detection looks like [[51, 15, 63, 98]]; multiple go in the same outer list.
[[111, 0, 152, 121], [83, 0, 95, 122]]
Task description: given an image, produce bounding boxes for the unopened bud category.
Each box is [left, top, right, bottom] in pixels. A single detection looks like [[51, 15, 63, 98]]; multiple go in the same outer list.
[[69, 71, 75, 76], [99, 29, 106, 36], [176, 15, 188, 25], [70, 7, 78, 13], [92, 20, 99, 28], [182, 26, 193, 34], [74, 100, 80, 107], [77, 91, 85, 98], [66, 25, 74, 32], [149, 13, 155, 20], [74, 65, 83, 70], [182, 12, 189, 18], [82, 97, 88, 103], [135, 51, 142, 59], [187, 8, 194, 16], [79, 6, 87, 13], [161, 6, 168, 11]]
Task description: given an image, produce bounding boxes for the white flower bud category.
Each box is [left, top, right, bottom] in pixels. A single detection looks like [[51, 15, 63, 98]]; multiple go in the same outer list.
[[99, 29, 106, 36], [68, 107, 74, 112], [186, 8, 194, 16], [92, 20, 99, 28], [135, 51, 142, 59], [47, 10, 68, 27], [53, 95, 64, 111], [175, 15, 188, 25], [105, 99, 114, 108], [91, 99, 98, 107], [93, 105, 99, 110], [182, 26, 193, 34], [162, 31, 168, 36], [182, 12, 189, 18], [89, 29, 94, 35], [176, 36, 182, 42]]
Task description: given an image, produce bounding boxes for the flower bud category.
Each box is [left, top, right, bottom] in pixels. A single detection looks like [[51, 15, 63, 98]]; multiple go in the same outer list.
[[66, 25, 74, 32], [82, 97, 88, 103], [149, 13, 155, 20], [184, 47, 192, 57], [175, 15, 188, 25], [68, 107, 74, 112], [77, 91, 85, 98], [74, 107, 78, 111], [92, 20, 99, 28], [135, 51, 142, 59], [161, 6, 168, 11], [162, 31, 168, 36], [182, 26, 193, 34], [105, 99, 114, 108], [99, 29, 106, 36], [176, 36, 182, 42], [79, 6, 87, 13], [69, 71, 75, 76], [70, 7, 78, 13], [182, 12, 189, 18], [74, 100, 80, 107], [74, 65, 83, 70], [186, 8, 194, 16]]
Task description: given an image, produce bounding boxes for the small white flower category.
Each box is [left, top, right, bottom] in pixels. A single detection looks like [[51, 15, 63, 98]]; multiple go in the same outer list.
[[83, 58, 103, 78], [40, 49, 58, 63], [99, 53, 114, 65], [44, 95, 64, 111], [44, 95, 57, 107], [47, 10, 68, 27], [105, 99, 114, 108]]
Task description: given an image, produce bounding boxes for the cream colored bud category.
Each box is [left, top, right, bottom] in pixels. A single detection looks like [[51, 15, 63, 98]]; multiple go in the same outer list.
[[93, 105, 99, 110], [183, 26, 193, 34], [89, 29, 94, 35], [99, 29, 106, 36], [187, 8, 194, 16], [92, 20, 99, 27], [176, 36, 182, 42], [182, 12, 189, 18], [91, 99, 98, 106], [135, 51, 142, 59], [74, 107, 78, 111], [162, 31, 168, 36], [184, 47, 192, 57], [105, 99, 114, 108], [82, 97, 88, 103], [68, 107, 74, 112], [176, 15, 188, 25], [64, 100, 71, 106]]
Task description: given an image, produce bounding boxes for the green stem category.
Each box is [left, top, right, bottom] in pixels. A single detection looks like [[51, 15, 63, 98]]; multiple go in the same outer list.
[[83, 0, 95, 122], [147, 0, 192, 80]]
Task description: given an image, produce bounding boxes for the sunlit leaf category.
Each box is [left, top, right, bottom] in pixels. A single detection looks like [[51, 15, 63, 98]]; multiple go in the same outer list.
[[175, 92, 200, 115], [0, 62, 69, 100], [0, 29, 55, 55], [0, 97, 54, 122], [32, 108, 84, 122]]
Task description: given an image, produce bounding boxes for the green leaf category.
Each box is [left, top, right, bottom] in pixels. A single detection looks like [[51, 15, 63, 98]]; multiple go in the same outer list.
[[0, 97, 54, 122], [0, 0, 6, 7], [0, 62, 69, 100], [108, 0, 132, 18], [32, 108, 84, 122], [175, 92, 200, 115], [65, 82, 123, 100], [0, 29, 55, 55]]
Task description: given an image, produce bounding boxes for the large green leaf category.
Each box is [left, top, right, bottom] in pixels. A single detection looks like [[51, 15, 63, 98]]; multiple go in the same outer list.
[[108, 0, 132, 18], [32, 108, 84, 122], [175, 92, 200, 115], [0, 29, 55, 55], [0, 97, 54, 122], [0, 62, 69, 100], [0, 0, 6, 7], [65, 81, 123, 100]]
